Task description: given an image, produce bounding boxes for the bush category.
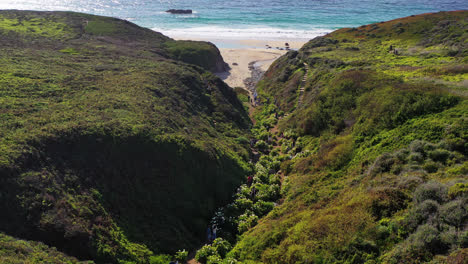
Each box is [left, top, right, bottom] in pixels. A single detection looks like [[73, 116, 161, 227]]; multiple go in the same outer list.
[[237, 212, 259, 233], [439, 199, 467, 228], [232, 198, 253, 213], [174, 249, 188, 262], [413, 181, 448, 204], [368, 153, 396, 176], [194, 238, 231, 264], [235, 137, 249, 145], [440, 227, 458, 248], [207, 255, 223, 264], [255, 140, 269, 153], [409, 140, 427, 154], [195, 244, 218, 264], [253, 200, 275, 217], [211, 238, 232, 259], [408, 152, 424, 163], [448, 182, 468, 199], [410, 224, 444, 254], [394, 148, 410, 161], [423, 160, 439, 173], [428, 149, 452, 163], [405, 199, 440, 231], [370, 187, 409, 219], [257, 184, 281, 201]]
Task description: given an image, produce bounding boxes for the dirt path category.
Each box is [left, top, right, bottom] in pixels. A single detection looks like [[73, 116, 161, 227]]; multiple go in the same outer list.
[[297, 62, 309, 107]]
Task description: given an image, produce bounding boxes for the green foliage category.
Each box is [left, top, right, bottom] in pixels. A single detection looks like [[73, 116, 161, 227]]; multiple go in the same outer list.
[[413, 181, 448, 204], [195, 239, 232, 264], [196, 245, 219, 264], [149, 255, 172, 264], [164, 40, 227, 72], [0, 10, 251, 264], [174, 249, 188, 262], [0, 233, 89, 263], [85, 19, 118, 35], [385, 179, 468, 263], [229, 11, 468, 264]]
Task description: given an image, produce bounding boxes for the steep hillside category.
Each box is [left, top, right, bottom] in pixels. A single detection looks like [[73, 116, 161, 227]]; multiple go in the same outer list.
[[0, 11, 250, 263], [202, 11, 467, 263]]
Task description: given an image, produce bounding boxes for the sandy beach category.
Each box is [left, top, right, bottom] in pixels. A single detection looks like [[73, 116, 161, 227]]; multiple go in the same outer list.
[[217, 40, 306, 89], [217, 48, 284, 88], [172, 36, 307, 89]]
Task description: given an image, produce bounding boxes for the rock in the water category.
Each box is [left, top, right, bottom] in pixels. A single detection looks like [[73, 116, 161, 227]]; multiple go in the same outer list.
[[166, 9, 192, 14]]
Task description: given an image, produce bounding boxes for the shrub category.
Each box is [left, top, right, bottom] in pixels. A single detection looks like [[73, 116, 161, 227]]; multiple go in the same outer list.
[[232, 198, 253, 213], [257, 184, 280, 201], [448, 182, 468, 199], [253, 200, 275, 217], [255, 140, 269, 153], [397, 176, 424, 191], [174, 249, 188, 262], [405, 200, 440, 232], [206, 254, 223, 264], [388, 224, 443, 263], [423, 160, 439, 173], [439, 199, 467, 228], [413, 181, 448, 204], [211, 238, 232, 258], [408, 152, 424, 163], [370, 187, 409, 219], [428, 149, 452, 163], [394, 148, 410, 161], [237, 212, 259, 233], [410, 224, 444, 254], [195, 244, 218, 264], [368, 153, 396, 176], [409, 140, 427, 154], [439, 227, 458, 248], [223, 257, 239, 264], [235, 137, 249, 145]]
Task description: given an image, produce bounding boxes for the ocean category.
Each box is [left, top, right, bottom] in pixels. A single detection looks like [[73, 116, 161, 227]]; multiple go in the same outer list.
[[1, 0, 467, 41]]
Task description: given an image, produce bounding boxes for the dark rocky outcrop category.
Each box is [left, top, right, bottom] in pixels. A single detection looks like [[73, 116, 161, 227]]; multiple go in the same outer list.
[[166, 9, 192, 14]]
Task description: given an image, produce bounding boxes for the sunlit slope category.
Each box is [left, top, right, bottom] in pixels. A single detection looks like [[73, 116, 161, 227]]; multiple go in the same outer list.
[[231, 11, 467, 264]]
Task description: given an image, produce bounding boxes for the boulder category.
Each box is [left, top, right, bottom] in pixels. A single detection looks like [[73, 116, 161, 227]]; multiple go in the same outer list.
[[166, 9, 192, 14]]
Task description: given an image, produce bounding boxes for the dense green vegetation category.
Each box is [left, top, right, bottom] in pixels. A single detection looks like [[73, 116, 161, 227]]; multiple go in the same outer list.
[[0, 10, 251, 263], [195, 11, 467, 263], [164, 40, 229, 73], [1, 9, 467, 264], [0, 232, 90, 263]]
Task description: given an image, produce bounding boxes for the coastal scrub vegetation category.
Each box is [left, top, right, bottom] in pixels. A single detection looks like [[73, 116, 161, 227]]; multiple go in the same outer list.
[[0, 10, 251, 263], [201, 11, 467, 264], [1, 9, 467, 264]]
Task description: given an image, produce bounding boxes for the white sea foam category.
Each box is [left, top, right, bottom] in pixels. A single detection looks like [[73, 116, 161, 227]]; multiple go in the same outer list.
[[152, 26, 330, 41]]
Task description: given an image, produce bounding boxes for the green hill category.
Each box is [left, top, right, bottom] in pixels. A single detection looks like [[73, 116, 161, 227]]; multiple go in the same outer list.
[[0, 10, 250, 263], [199, 11, 467, 264], [1, 9, 467, 264]]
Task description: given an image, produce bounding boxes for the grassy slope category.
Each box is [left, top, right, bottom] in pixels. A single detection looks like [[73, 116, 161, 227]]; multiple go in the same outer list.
[[0, 232, 90, 264], [230, 11, 467, 263], [0, 10, 251, 263]]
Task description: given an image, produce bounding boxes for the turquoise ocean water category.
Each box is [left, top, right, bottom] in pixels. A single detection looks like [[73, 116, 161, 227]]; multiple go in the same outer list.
[[1, 0, 467, 41]]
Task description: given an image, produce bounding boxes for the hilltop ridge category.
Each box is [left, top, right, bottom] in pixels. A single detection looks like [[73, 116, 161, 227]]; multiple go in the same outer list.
[[0, 10, 249, 263], [193, 10, 467, 264]]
